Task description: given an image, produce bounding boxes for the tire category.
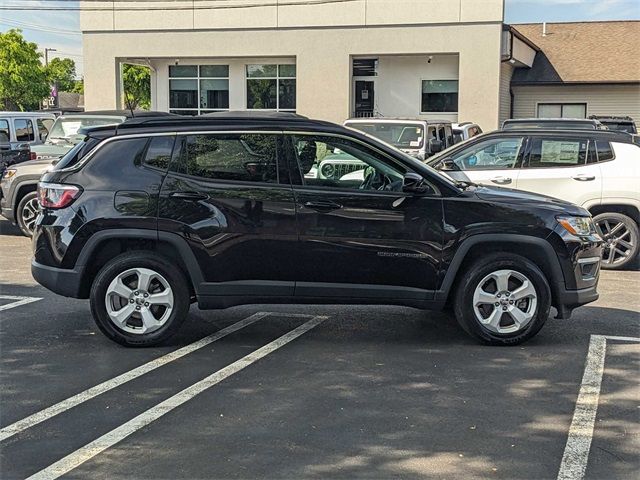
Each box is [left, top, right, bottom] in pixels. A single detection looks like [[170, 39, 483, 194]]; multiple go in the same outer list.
[[90, 251, 191, 347], [453, 253, 551, 346], [594, 212, 639, 270], [16, 191, 39, 238]]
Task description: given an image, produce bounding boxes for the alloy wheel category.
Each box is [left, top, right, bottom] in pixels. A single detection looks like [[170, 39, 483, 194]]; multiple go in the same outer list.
[[20, 196, 40, 235], [596, 218, 634, 266], [472, 269, 537, 334], [105, 267, 174, 335]]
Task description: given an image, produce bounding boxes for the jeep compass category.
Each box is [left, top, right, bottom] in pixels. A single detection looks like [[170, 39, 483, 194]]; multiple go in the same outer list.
[[32, 112, 603, 347]]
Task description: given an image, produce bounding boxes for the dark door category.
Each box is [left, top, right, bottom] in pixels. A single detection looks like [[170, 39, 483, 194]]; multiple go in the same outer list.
[[286, 133, 443, 302], [158, 132, 298, 298], [355, 81, 375, 117]]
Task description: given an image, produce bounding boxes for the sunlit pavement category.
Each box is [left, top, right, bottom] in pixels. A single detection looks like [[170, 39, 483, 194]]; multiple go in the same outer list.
[[1, 217, 638, 480]]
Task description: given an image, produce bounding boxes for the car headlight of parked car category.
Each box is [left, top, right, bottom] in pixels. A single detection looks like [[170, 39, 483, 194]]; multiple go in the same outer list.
[[321, 163, 335, 178], [2, 168, 17, 180], [556, 215, 596, 236]]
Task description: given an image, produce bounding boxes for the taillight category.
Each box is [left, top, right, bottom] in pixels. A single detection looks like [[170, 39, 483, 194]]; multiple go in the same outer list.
[[30, 151, 37, 160], [37, 182, 82, 209]]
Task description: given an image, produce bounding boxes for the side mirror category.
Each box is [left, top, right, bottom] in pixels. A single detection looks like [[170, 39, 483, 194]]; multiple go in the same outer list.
[[439, 158, 458, 171], [40, 131, 48, 142], [402, 172, 429, 194], [429, 138, 443, 153]]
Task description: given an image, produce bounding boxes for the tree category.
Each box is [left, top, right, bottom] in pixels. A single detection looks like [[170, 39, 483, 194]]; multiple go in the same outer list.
[[72, 78, 84, 94], [0, 29, 49, 111], [122, 64, 151, 111], [46, 57, 76, 92]]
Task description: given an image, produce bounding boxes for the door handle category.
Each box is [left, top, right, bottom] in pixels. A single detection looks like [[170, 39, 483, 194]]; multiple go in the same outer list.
[[572, 175, 596, 182], [170, 191, 209, 201], [303, 201, 343, 211], [490, 176, 512, 185]]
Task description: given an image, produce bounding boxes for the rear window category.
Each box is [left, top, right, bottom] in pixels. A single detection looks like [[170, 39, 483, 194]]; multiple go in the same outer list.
[[0, 120, 9, 143]]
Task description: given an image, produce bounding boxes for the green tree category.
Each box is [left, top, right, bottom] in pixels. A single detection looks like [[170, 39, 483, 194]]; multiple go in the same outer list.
[[122, 64, 151, 111], [72, 78, 84, 94], [46, 57, 76, 92], [0, 29, 49, 111]]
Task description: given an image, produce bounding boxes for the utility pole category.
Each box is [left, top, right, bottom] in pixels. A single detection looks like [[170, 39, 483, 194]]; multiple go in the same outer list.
[[44, 48, 57, 66]]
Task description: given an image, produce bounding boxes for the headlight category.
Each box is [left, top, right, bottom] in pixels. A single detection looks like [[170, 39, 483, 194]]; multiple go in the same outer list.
[[557, 215, 596, 236], [321, 163, 335, 178], [2, 168, 17, 180]]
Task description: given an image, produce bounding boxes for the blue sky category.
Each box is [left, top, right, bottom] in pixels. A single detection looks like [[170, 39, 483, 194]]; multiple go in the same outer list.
[[1, 0, 639, 78]]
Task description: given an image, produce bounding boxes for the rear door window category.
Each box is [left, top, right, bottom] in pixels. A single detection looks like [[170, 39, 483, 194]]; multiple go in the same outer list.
[[526, 137, 588, 168], [595, 141, 615, 162], [14, 119, 34, 142], [172, 133, 280, 184], [144, 136, 175, 171]]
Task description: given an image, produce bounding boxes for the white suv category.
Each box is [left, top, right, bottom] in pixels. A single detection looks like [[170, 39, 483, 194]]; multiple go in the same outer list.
[[429, 129, 640, 269]]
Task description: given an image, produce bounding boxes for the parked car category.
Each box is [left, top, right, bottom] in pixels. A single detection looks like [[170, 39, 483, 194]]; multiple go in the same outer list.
[[452, 122, 483, 143], [428, 129, 640, 269], [32, 112, 602, 347], [1, 110, 174, 237], [589, 115, 637, 134], [502, 118, 607, 131], [0, 111, 56, 172]]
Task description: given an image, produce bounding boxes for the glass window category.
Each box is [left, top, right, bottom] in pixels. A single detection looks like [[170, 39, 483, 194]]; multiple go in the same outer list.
[[14, 119, 34, 142], [200, 65, 229, 78], [246, 64, 296, 111], [0, 120, 9, 143], [537, 103, 587, 119], [169, 65, 198, 77], [527, 138, 588, 168], [348, 122, 425, 149], [38, 118, 54, 134], [449, 137, 525, 170], [421, 80, 458, 113], [144, 136, 175, 171], [290, 134, 420, 193], [200, 79, 229, 109], [173, 133, 279, 184], [595, 141, 615, 162], [352, 59, 378, 77], [169, 64, 230, 114]]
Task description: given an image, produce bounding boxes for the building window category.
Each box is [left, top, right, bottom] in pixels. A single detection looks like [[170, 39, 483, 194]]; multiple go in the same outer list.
[[246, 64, 296, 111], [169, 65, 229, 115], [538, 103, 587, 119], [353, 59, 378, 77], [421, 80, 458, 113]]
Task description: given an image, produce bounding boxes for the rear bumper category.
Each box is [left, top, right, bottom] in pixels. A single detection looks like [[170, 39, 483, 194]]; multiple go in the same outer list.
[[31, 260, 86, 298]]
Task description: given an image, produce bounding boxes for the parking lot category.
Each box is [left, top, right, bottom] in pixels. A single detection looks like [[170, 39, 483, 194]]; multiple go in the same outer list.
[[0, 217, 638, 480]]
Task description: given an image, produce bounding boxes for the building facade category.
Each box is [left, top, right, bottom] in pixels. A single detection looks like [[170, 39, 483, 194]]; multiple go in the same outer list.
[[81, 0, 516, 130]]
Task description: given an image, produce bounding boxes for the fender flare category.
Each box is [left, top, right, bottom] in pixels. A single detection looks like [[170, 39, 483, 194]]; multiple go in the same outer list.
[[435, 233, 565, 302]]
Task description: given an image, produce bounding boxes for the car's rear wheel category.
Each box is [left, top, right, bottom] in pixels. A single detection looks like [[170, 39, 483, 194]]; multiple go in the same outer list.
[[90, 252, 190, 347], [16, 191, 39, 238], [454, 253, 551, 345], [594, 213, 639, 270]]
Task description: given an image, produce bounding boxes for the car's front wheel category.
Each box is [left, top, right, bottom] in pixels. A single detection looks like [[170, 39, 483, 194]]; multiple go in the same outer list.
[[16, 191, 39, 237], [594, 212, 639, 270], [90, 252, 191, 347], [454, 253, 551, 345]]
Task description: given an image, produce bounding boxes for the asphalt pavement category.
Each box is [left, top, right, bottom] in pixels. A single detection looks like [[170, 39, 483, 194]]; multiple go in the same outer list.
[[0, 217, 638, 480]]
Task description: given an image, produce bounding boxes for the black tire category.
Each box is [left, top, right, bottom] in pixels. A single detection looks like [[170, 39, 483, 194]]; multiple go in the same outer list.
[[453, 253, 551, 346], [90, 251, 191, 347], [16, 191, 39, 238], [594, 212, 639, 270]]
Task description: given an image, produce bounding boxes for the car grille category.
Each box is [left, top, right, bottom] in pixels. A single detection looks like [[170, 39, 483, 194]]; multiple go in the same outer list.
[[333, 163, 363, 177]]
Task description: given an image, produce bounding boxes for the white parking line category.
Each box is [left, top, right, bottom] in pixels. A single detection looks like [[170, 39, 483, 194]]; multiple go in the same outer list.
[[27, 315, 327, 480], [557, 334, 640, 480], [0, 295, 42, 312], [0, 311, 274, 442]]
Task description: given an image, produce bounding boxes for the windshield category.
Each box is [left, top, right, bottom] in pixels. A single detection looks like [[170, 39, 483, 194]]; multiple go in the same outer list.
[[47, 116, 125, 144], [601, 122, 637, 134], [346, 122, 425, 149]]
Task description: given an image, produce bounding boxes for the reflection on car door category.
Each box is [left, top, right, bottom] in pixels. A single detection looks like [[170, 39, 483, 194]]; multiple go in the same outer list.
[[285, 133, 443, 302], [443, 136, 526, 187], [158, 132, 298, 298], [516, 135, 602, 207]]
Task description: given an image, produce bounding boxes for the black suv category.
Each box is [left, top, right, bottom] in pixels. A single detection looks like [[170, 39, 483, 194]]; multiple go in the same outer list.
[[32, 113, 603, 347]]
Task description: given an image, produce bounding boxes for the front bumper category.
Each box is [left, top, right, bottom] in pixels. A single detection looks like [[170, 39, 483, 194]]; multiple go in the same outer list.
[[554, 284, 599, 319], [31, 260, 86, 298]]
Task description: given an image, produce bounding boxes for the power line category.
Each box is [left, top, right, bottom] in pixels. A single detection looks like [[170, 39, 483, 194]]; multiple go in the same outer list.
[[0, 18, 81, 35], [1, 0, 360, 12]]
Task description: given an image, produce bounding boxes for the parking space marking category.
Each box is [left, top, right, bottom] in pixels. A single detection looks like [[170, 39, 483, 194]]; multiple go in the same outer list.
[[0, 295, 42, 312], [557, 334, 640, 480], [0, 311, 274, 442], [27, 315, 327, 480]]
